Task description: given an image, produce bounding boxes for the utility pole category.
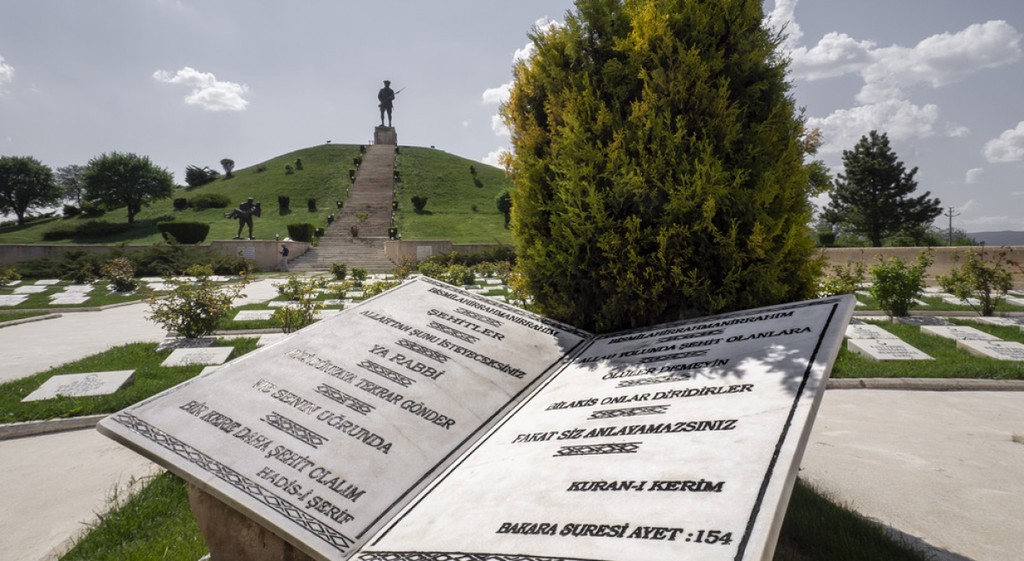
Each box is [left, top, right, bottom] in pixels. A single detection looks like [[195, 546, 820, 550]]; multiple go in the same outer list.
[[943, 206, 960, 246]]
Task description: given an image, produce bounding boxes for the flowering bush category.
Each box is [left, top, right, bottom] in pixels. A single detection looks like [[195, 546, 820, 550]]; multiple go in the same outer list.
[[101, 257, 139, 293], [869, 251, 933, 318], [147, 265, 248, 339]]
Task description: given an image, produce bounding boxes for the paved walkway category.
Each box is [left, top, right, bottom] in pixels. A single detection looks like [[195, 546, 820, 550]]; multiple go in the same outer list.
[[1, 293, 1022, 560]]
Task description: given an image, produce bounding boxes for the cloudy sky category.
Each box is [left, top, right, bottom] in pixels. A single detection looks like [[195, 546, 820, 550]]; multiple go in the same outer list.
[[2, 0, 1023, 233]]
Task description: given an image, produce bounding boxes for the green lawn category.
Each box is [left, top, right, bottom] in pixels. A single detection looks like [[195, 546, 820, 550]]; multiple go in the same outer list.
[[0, 338, 258, 424]]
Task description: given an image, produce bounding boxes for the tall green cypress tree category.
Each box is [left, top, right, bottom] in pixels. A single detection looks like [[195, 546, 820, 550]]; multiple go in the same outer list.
[[503, 0, 819, 333]]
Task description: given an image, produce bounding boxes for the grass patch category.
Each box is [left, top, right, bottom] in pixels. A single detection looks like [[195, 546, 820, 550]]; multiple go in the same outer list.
[[831, 319, 1024, 379], [59, 473, 206, 561], [0, 338, 258, 423], [0, 311, 52, 323], [773, 479, 929, 561], [394, 147, 513, 243]]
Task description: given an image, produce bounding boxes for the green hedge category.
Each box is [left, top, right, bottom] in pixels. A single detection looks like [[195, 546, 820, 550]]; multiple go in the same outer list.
[[42, 220, 131, 241], [157, 221, 211, 244], [188, 193, 232, 210], [286, 223, 316, 242]]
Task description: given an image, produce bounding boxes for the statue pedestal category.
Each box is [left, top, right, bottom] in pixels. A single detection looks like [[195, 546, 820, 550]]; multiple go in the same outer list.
[[374, 126, 397, 145]]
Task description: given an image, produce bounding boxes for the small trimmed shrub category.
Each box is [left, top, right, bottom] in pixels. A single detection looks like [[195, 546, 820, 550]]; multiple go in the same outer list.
[[870, 251, 933, 318], [818, 261, 866, 297], [294, 158, 303, 171], [0, 266, 21, 287], [286, 223, 316, 242], [255, 164, 268, 173], [350, 267, 368, 283], [411, 195, 428, 213], [278, 195, 290, 211], [188, 193, 231, 210], [173, 198, 189, 211], [157, 221, 210, 244], [329, 262, 347, 280], [42, 226, 77, 241], [62, 204, 82, 218], [307, 198, 317, 212], [273, 276, 323, 333], [444, 264, 476, 287], [285, 165, 294, 175]]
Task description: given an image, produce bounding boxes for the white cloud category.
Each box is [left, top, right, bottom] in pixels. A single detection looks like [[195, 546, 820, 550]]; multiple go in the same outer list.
[[153, 66, 249, 111], [482, 148, 508, 168], [0, 54, 14, 93], [807, 100, 939, 153], [965, 168, 984, 184], [482, 81, 512, 105], [789, 32, 875, 80], [856, 21, 1022, 104], [491, 115, 510, 137], [983, 121, 1024, 163], [946, 125, 970, 138]]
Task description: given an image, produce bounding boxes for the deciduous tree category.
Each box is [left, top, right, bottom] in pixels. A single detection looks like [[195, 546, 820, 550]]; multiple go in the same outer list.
[[502, 0, 819, 332], [0, 155, 62, 225], [55, 164, 86, 207], [83, 152, 174, 224], [824, 130, 942, 247]]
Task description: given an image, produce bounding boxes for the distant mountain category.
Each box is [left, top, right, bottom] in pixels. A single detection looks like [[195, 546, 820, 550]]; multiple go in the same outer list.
[[967, 231, 1024, 246]]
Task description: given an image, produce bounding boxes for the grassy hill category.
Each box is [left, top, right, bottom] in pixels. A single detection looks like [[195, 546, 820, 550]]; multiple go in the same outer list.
[[0, 144, 514, 245], [394, 147, 513, 244]]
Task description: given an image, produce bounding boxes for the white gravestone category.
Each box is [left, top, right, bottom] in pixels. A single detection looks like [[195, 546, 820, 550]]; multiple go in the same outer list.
[[844, 324, 898, 339], [13, 285, 48, 294], [99, 283, 854, 561], [23, 370, 135, 402], [920, 325, 1000, 341], [35, 279, 61, 285], [49, 294, 90, 305], [957, 340, 1024, 361], [63, 284, 94, 293], [0, 295, 28, 306], [847, 339, 932, 361], [161, 347, 234, 367], [233, 310, 276, 321]]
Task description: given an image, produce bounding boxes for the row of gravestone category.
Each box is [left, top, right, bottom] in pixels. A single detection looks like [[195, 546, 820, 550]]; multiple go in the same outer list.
[[0, 276, 241, 307], [855, 287, 1024, 309], [846, 319, 1024, 361], [21, 343, 239, 402]]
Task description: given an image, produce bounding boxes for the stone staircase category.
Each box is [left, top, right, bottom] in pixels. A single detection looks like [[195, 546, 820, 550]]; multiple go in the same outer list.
[[289, 144, 397, 273]]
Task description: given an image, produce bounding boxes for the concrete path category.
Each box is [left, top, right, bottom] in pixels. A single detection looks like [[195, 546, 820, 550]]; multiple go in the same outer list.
[[0, 429, 160, 561], [800, 390, 1024, 561]]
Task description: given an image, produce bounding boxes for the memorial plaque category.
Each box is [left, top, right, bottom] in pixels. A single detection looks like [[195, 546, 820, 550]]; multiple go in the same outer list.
[[99, 277, 590, 561], [13, 285, 48, 294], [847, 339, 932, 360], [101, 283, 852, 561], [941, 295, 981, 307], [1004, 296, 1024, 307], [63, 284, 94, 293], [957, 339, 1024, 361], [360, 296, 854, 561], [23, 370, 134, 402], [234, 310, 276, 321], [973, 317, 1024, 327], [844, 324, 898, 339], [156, 337, 216, 352], [920, 325, 1000, 341], [35, 279, 61, 285], [160, 346, 234, 367]]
